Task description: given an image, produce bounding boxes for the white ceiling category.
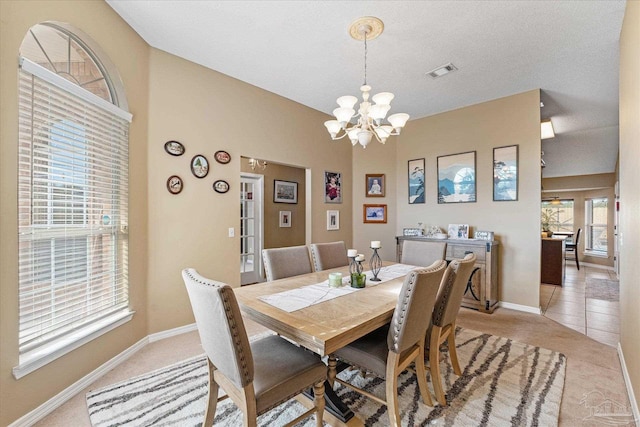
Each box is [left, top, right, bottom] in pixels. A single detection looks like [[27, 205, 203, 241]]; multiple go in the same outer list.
[[106, 0, 626, 178]]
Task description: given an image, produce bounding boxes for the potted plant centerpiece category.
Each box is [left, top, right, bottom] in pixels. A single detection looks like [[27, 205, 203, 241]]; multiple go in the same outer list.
[[541, 208, 559, 237]]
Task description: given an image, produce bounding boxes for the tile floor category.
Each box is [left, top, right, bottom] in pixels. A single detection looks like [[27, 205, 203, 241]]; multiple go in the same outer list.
[[541, 263, 620, 347]]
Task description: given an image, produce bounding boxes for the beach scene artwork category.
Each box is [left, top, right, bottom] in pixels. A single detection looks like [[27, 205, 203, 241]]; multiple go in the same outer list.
[[438, 151, 476, 203]]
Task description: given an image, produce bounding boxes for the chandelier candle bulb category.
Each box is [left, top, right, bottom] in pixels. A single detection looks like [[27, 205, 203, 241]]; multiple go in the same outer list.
[[370, 240, 381, 249], [347, 249, 358, 257]]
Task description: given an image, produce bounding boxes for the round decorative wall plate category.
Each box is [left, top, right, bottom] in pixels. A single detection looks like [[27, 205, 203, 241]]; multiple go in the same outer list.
[[164, 140, 185, 156], [214, 150, 231, 164], [190, 154, 209, 178], [213, 180, 230, 194], [167, 175, 183, 194]]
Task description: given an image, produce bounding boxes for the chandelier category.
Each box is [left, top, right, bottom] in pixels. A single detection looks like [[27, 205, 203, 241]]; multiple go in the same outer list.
[[248, 158, 267, 170], [324, 17, 409, 148]]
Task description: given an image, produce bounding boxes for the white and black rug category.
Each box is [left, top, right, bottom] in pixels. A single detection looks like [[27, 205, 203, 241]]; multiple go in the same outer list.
[[86, 328, 566, 426]]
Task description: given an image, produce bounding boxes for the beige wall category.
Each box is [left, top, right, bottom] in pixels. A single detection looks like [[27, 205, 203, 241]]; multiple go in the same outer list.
[[392, 90, 542, 308], [241, 159, 306, 249], [619, 0, 640, 411], [543, 173, 617, 268], [543, 173, 616, 191], [0, 1, 150, 425], [352, 142, 398, 261], [146, 48, 353, 333]]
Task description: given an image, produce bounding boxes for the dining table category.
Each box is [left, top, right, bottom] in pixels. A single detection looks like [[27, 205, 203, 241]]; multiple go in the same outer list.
[[233, 261, 415, 426]]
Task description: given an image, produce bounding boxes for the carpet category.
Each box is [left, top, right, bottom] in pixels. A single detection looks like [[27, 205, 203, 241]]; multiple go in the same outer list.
[[586, 278, 620, 301], [86, 328, 566, 426]]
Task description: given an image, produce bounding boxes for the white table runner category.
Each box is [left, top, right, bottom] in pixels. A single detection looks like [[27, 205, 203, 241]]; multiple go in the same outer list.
[[258, 264, 419, 313]]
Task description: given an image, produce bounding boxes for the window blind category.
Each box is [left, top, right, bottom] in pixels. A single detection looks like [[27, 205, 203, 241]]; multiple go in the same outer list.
[[18, 60, 131, 361]]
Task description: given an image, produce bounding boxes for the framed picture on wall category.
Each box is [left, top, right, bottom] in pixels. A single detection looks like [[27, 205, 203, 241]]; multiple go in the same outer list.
[[437, 151, 476, 203], [493, 145, 519, 201], [366, 174, 385, 197], [274, 180, 298, 203], [327, 210, 340, 230], [363, 204, 387, 224], [279, 211, 292, 227], [408, 158, 425, 204], [324, 171, 342, 203]]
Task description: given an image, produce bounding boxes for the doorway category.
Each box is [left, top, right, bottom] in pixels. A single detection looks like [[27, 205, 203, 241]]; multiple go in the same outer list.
[[240, 173, 264, 285]]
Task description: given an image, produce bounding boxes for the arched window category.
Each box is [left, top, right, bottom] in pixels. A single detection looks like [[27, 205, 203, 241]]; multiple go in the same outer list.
[[15, 23, 132, 378]]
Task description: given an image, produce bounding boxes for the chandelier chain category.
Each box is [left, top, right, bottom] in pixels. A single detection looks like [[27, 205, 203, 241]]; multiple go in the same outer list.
[[363, 31, 368, 86]]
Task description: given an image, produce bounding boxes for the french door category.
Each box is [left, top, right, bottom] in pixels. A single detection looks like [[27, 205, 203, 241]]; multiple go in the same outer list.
[[240, 173, 264, 285]]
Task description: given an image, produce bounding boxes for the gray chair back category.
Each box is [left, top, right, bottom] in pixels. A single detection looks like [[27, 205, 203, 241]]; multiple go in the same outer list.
[[309, 241, 349, 271], [401, 240, 447, 267], [182, 268, 254, 389], [262, 245, 313, 281], [387, 260, 447, 354], [432, 253, 477, 328]]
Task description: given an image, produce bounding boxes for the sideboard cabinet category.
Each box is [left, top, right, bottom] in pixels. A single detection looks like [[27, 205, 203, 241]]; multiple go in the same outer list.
[[396, 236, 499, 313]]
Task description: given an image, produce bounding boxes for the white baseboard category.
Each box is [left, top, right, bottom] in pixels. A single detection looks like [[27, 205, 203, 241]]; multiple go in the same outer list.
[[579, 262, 615, 271], [8, 323, 197, 427], [498, 301, 542, 315], [149, 322, 197, 342], [617, 343, 640, 423]]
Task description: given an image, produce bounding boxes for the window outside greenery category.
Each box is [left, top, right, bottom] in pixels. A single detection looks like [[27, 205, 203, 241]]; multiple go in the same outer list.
[[585, 198, 608, 254], [541, 200, 574, 232]]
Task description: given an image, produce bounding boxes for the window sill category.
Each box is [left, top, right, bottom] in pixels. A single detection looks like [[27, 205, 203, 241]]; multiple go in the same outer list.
[[13, 310, 134, 379], [583, 251, 608, 259]]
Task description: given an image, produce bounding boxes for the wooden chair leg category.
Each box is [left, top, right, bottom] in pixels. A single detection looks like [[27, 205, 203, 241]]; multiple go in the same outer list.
[[313, 381, 325, 427], [203, 360, 218, 427], [447, 323, 462, 376], [241, 385, 258, 427], [575, 253, 580, 270], [415, 343, 434, 407], [385, 354, 401, 427], [429, 326, 447, 405]]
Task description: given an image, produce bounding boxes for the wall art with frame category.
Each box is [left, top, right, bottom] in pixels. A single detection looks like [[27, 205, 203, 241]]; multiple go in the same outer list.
[[493, 145, 518, 201], [437, 151, 476, 203], [273, 180, 298, 204], [326, 210, 340, 230], [407, 158, 425, 204], [279, 211, 291, 227], [365, 174, 385, 197], [324, 171, 342, 203], [363, 204, 387, 224]]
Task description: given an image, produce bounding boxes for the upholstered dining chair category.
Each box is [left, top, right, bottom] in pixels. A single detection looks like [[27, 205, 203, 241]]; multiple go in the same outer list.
[[426, 253, 477, 405], [262, 245, 313, 281], [309, 241, 349, 271], [400, 240, 447, 267], [333, 260, 447, 426], [182, 269, 326, 427], [565, 228, 581, 270]]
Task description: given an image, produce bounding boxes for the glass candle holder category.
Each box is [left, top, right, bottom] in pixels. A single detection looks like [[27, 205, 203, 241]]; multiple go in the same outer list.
[[328, 272, 343, 287]]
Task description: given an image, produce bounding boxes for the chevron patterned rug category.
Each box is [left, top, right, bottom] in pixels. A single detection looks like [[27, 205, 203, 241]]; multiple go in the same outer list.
[[86, 328, 566, 426]]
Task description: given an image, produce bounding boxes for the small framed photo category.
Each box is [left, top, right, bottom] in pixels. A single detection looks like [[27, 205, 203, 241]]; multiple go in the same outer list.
[[408, 158, 425, 204], [164, 140, 185, 156], [327, 210, 340, 230], [448, 224, 470, 239], [324, 171, 342, 203], [366, 174, 385, 197], [214, 150, 231, 164], [493, 145, 518, 201], [190, 154, 209, 178], [274, 180, 298, 204], [279, 211, 291, 227], [213, 180, 229, 194], [363, 204, 387, 224], [437, 151, 476, 203]]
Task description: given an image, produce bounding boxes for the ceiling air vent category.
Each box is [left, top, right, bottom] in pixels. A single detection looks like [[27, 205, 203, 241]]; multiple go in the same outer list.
[[426, 63, 458, 79]]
